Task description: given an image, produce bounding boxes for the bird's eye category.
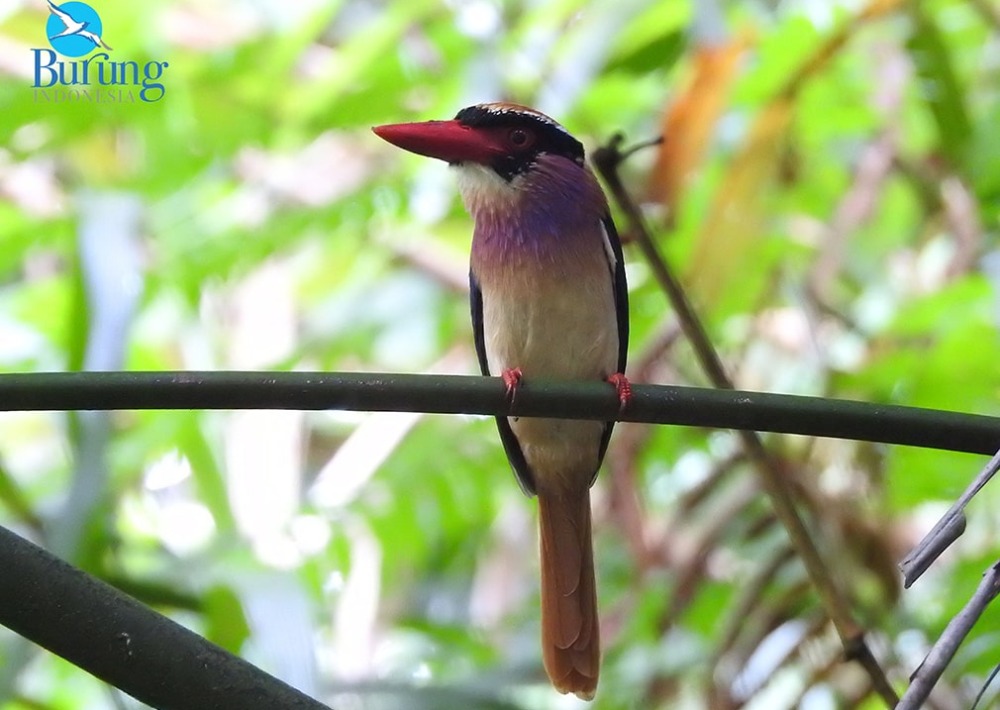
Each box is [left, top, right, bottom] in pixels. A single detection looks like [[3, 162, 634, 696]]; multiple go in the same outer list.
[[509, 129, 531, 147]]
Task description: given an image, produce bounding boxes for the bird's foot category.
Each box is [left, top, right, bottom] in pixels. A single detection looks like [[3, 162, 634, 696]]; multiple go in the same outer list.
[[501, 367, 523, 403], [606, 373, 632, 413]]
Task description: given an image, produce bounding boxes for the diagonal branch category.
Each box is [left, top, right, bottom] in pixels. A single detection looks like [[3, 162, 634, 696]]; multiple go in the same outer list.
[[0, 524, 331, 710], [901, 448, 1000, 587], [897, 561, 1000, 709], [592, 136, 901, 706]]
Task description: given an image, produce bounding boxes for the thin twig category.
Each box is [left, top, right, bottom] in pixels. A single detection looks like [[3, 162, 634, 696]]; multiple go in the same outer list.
[[971, 659, 1000, 710], [897, 561, 1000, 709], [592, 136, 901, 706], [593, 134, 732, 389], [900, 447, 1000, 587], [0, 371, 997, 455]]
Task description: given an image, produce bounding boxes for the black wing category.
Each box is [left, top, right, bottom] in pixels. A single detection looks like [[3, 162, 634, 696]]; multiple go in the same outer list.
[[604, 214, 629, 375], [470, 269, 537, 496], [595, 214, 629, 469]]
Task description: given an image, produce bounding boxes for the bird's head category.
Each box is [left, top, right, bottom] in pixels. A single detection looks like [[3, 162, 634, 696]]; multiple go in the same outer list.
[[373, 103, 598, 218]]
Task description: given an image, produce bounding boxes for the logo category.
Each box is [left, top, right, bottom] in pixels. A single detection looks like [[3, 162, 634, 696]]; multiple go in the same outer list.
[[46, 1, 111, 58], [31, 0, 169, 104]]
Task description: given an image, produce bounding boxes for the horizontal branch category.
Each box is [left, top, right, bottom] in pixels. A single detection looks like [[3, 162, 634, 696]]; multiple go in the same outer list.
[[0, 371, 997, 455], [0, 524, 331, 710]]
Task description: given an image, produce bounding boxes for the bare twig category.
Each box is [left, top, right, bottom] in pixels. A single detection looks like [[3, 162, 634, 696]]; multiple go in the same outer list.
[[592, 136, 901, 706], [971, 661, 1000, 710], [900, 448, 1000, 587], [712, 544, 798, 665], [810, 129, 897, 300], [940, 176, 983, 279], [897, 561, 1000, 709], [593, 134, 732, 390], [383, 238, 469, 293], [810, 44, 906, 300]]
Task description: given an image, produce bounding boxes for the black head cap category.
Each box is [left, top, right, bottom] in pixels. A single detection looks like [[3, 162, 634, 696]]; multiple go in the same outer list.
[[455, 102, 585, 181]]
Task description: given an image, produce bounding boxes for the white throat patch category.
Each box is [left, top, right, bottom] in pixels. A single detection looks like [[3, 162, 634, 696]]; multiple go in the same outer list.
[[454, 162, 522, 214]]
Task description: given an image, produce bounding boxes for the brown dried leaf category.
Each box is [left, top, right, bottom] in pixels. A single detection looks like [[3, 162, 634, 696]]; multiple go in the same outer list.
[[646, 37, 748, 216]]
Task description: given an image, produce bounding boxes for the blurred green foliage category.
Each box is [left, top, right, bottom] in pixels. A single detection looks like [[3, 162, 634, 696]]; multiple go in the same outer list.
[[1, 0, 999, 707]]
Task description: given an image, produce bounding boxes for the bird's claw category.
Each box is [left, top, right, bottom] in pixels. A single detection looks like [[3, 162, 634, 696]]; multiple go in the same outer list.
[[606, 373, 632, 414], [501, 367, 523, 403]]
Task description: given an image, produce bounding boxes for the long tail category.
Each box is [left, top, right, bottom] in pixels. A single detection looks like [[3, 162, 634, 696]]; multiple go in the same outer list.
[[537, 488, 599, 699]]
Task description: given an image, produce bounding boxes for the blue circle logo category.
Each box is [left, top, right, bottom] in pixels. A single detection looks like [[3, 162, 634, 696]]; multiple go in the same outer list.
[[46, 1, 112, 58]]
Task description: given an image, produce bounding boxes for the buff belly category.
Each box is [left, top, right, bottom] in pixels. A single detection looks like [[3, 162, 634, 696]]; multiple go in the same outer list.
[[478, 261, 618, 491]]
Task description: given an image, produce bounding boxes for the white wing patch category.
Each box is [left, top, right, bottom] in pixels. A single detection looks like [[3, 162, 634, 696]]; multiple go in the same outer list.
[[599, 220, 617, 275]]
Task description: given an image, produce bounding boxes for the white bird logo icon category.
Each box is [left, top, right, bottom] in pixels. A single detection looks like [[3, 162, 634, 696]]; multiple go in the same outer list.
[[47, 0, 112, 50]]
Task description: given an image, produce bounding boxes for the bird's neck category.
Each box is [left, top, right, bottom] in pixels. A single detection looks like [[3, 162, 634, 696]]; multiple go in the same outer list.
[[460, 157, 607, 265]]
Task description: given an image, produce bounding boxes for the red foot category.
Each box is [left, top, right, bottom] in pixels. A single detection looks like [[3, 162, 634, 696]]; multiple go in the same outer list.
[[606, 372, 632, 413], [501, 367, 523, 402]]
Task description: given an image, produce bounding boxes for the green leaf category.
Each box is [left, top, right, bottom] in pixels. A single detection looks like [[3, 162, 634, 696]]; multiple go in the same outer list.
[[606, 30, 686, 75], [203, 585, 251, 653], [906, 5, 973, 167]]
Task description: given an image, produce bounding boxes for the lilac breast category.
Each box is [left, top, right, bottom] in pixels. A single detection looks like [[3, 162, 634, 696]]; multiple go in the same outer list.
[[469, 155, 610, 279]]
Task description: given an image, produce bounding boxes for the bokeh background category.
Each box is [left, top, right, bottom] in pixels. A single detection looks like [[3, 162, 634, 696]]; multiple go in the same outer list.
[[1, 0, 999, 707]]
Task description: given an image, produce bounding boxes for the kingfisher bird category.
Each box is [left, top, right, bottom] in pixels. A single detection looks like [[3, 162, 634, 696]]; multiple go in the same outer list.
[[373, 102, 629, 700]]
